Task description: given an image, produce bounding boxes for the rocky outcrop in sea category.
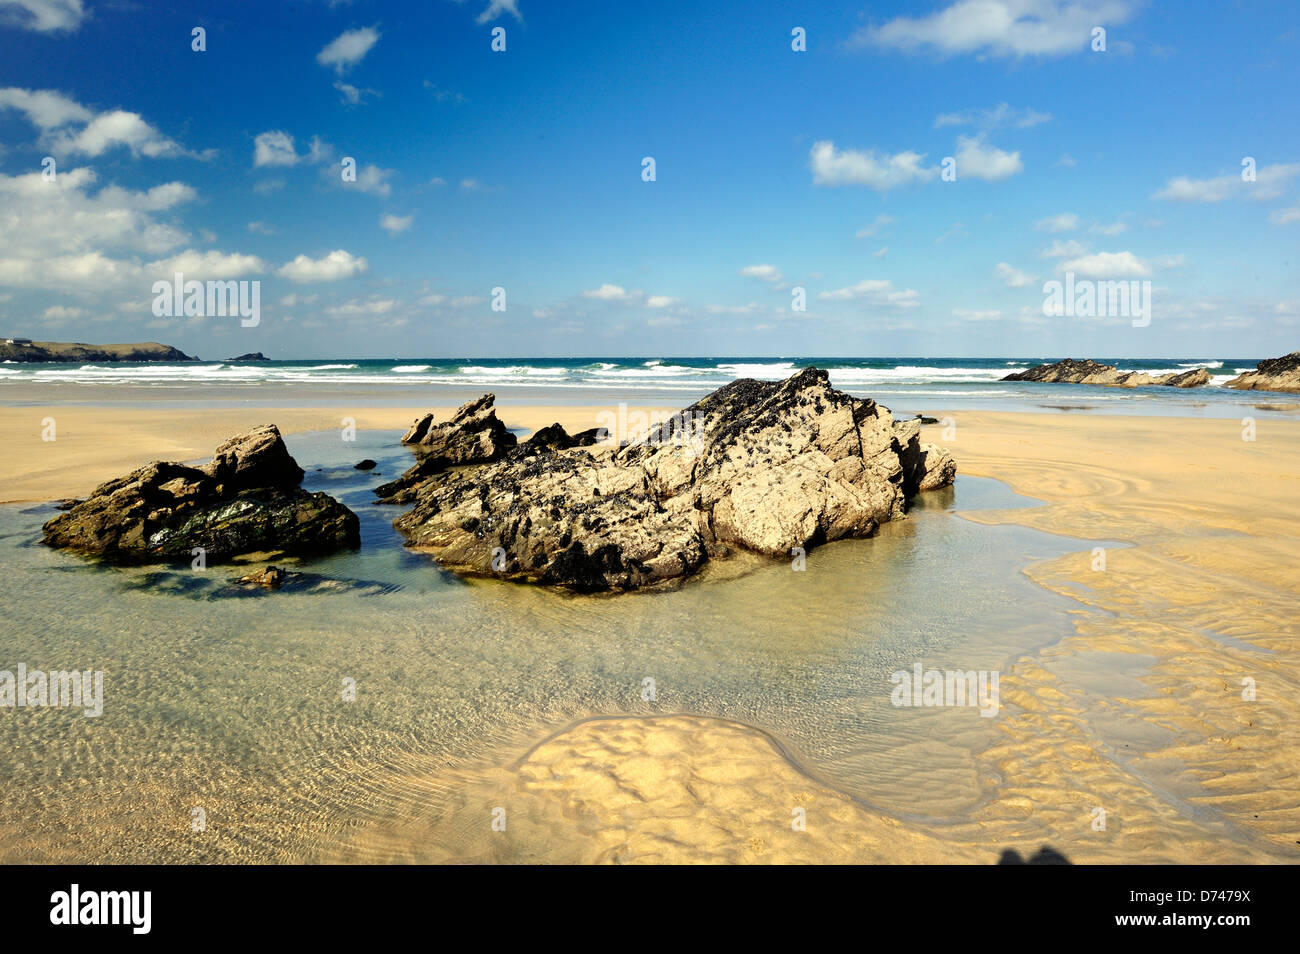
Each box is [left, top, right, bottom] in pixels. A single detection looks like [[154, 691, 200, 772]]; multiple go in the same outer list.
[[380, 367, 956, 591], [1225, 352, 1300, 394], [1003, 359, 1209, 388], [42, 425, 359, 562]]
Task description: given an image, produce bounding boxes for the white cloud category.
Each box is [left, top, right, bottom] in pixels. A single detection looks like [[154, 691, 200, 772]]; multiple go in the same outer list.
[[645, 295, 679, 308], [1089, 219, 1128, 235], [150, 249, 265, 280], [810, 140, 936, 190], [247, 221, 276, 235], [934, 222, 969, 244], [705, 302, 760, 316], [0, 0, 85, 32], [277, 249, 368, 283], [1055, 153, 1078, 167], [324, 297, 397, 316], [953, 308, 1001, 320], [1058, 250, 1151, 278], [855, 214, 896, 238], [855, 0, 1136, 58], [0, 87, 90, 128], [54, 110, 199, 158], [0, 88, 203, 159], [818, 279, 919, 306], [354, 164, 394, 197], [429, 176, 447, 187], [934, 102, 1051, 129], [1154, 163, 1300, 202], [419, 294, 446, 306], [476, 0, 523, 25], [334, 82, 378, 106], [1271, 204, 1300, 225], [1040, 238, 1087, 258], [254, 131, 300, 167], [317, 26, 380, 74], [380, 213, 413, 235], [451, 295, 484, 307], [1035, 213, 1080, 233], [994, 262, 1033, 287], [954, 135, 1023, 181], [43, 304, 86, 319], [582, 283, 635, 300], [0, 167, 196, 266], [873, 246, 889, 259], [739, 264, 783, 283]]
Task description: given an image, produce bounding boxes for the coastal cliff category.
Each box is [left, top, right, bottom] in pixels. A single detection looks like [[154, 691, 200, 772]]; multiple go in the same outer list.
[[0, 340, 195, 363]]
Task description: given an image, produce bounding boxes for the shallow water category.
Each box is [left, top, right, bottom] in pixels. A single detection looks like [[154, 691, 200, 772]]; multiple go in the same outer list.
[[0, 429, 1103, 862]]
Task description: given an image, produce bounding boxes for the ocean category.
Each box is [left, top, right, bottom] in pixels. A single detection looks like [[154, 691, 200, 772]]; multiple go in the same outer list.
[[0, 356, 1289, 418]]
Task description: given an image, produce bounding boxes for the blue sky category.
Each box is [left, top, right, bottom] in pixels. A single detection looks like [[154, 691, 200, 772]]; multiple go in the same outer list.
[[0, 0, 1297, 358]]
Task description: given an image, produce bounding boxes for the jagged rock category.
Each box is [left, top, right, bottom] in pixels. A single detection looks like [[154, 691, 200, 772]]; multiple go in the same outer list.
[[1225, 352, 1300, 394], [203, 425, 305, 490], [401, 394, 517, 460], [1160, 367, 1211, 388], [1003, 359, 1210, 388], [401, 414, 434, 444], [227, 352, 267, 361], [377, 395, 518, 500], [42, 425, 359, 562], [389, 368, 956, 591], [523, 423, 603, 452]]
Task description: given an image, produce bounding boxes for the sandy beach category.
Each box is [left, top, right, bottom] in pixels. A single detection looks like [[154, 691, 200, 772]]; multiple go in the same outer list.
[[2, 400, 1296, 863]]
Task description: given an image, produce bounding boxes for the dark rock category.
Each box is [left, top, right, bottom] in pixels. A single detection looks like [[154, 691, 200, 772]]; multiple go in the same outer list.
[[1004, 359, 1210, 388], [227, 352, 267, 361], [376, 394, 517, 501], [42, 424, 359, 563], [521, 423, 603, 452], [354, 459, 378, 470], [401, 393, 517, 460]]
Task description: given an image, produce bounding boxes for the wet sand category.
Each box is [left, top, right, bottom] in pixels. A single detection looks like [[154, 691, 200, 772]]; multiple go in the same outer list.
[[1, 402, 1297, 863]]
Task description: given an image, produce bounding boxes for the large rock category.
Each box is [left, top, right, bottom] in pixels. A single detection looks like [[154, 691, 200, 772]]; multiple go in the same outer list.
[[1224, 352, 1300, 394], [1161, 367, 1212, 388], [377, 394, 519, 500], [1003, 359, 1210, 388], [401, 393, 516, 458], [387, 368, 955, 591], [42, 425, 359, 562]]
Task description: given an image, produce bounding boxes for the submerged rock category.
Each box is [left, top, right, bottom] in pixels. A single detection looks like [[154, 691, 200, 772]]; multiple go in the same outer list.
[[238, 565, 287, 588], [1003, 359, 1210, 388], [1225, 352, 1300, 394], [42, 424, 359, 562], [388, 367, 955, 591], [354, 459, 378, 470]]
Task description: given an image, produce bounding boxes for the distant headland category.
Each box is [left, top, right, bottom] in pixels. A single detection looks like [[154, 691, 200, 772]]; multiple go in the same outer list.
[[0, 339, 196, 363]]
